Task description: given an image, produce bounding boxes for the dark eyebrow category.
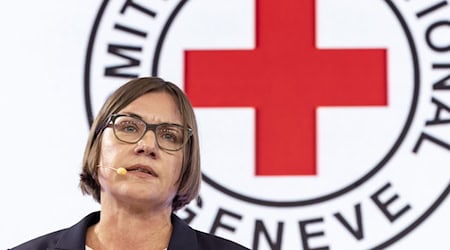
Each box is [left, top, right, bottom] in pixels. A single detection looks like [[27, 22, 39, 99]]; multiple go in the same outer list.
[[118, 112, 143, 120], [116, 112, 185, 127]]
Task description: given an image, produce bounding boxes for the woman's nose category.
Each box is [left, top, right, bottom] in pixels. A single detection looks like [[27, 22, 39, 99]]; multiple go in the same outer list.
[[134, 131, 158, 157]]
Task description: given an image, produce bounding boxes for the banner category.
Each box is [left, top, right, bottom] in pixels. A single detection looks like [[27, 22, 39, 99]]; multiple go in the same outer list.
[[1, 0, 449, 249]]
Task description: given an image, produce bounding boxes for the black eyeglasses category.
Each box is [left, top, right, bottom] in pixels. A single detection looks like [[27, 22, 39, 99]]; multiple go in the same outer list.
[[105, 114, 192, 151]]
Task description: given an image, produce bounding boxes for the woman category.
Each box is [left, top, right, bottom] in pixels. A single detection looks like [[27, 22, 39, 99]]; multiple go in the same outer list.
[[11, 77, 249, 250]]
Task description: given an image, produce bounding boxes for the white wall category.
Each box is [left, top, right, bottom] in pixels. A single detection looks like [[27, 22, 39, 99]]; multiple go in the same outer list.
[[1, 1, 449, 249]]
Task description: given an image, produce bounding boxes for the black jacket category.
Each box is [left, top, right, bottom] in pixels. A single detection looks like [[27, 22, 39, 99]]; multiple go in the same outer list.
[[10, 212, 249, 250]]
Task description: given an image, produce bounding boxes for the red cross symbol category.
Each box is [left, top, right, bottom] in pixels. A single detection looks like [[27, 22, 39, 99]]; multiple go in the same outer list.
[[185, 0, 387, 176]]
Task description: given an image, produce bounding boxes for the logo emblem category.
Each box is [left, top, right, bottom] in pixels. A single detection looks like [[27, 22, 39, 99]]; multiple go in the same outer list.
[[85, 0, 450, 248]]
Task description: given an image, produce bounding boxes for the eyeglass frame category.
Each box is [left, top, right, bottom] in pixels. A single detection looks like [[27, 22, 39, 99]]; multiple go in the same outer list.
[[102, 113, 193, 151]]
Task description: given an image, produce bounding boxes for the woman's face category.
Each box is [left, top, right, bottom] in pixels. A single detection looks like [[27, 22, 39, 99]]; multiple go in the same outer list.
[[97, 91, 184, 210]]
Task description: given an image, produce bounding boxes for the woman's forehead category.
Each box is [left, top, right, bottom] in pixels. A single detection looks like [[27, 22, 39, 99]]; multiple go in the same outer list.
[[119, 92, 182, 124]]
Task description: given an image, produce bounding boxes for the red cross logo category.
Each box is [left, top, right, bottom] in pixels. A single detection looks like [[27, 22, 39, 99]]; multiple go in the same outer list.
[[184, 0, 387, 176]]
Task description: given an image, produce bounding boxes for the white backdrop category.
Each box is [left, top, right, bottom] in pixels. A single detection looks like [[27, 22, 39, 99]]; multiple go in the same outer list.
[[1, 1, 449, 249]]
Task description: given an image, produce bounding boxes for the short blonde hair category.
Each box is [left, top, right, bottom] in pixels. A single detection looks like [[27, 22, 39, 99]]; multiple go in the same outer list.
[[79, 77, 200, 211]]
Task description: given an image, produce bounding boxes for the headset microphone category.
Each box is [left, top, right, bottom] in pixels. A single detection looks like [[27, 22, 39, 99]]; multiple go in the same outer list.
[[97, 165, 127, 175]]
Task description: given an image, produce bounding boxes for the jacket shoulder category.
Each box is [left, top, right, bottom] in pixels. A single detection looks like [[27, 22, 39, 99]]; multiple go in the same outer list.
[[9, 229, 67, 250], [195, 230, 250, 250], [9, 212, 100, 250]]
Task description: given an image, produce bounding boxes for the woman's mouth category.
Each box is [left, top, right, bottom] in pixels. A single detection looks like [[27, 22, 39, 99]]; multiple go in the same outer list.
[[126, 164, 158, 177]]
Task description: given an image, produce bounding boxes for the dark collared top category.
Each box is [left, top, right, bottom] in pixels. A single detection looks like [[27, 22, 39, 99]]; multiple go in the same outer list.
[[10, 212, 249, 250]]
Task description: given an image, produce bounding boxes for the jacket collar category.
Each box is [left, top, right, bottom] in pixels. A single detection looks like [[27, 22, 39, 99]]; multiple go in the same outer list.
[[168, 213, 199, 250], [50, 211, 199, 250], [50, 212, 99, 250]]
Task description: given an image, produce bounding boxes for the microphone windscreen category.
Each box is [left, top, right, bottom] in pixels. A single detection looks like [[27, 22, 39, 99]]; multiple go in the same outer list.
[[117, 167, 127, 175], [97, 165, 127, 176]]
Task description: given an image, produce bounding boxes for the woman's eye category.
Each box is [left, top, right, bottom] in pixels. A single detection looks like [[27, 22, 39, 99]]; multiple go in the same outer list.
[[159, 127, 181, 143], [161, 132, 177, 142], [124, 125, 137, 132], [117, 121, 139, 133]]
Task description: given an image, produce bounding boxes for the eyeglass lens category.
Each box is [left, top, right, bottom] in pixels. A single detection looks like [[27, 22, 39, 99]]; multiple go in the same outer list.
[[112, 115, 187, 150]]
